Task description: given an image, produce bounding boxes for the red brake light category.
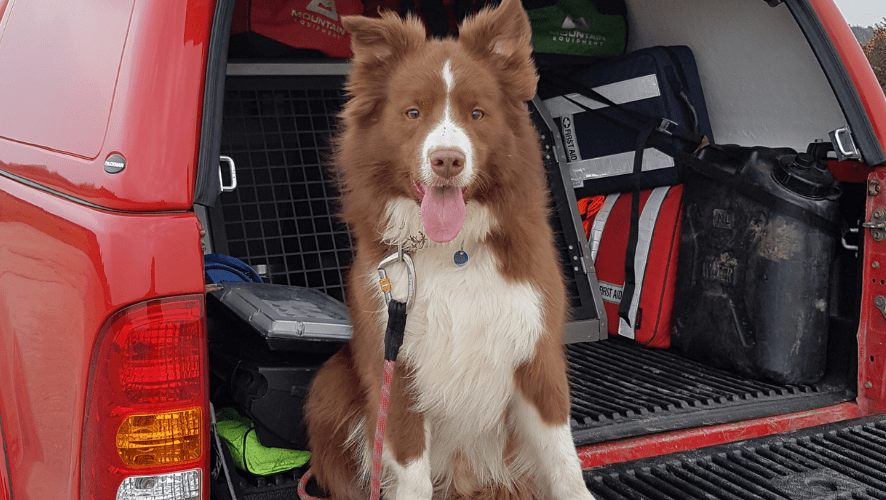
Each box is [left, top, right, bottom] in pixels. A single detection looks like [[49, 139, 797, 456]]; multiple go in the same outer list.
[[109, 300, 204, 404], [81, 295, 208, 499]]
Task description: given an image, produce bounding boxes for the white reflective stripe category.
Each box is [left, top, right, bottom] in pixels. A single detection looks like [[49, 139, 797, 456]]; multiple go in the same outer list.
[[618, 186, 671, 339], [570, 149, 675, 188], [542, 74, 662, 118], [562, 93, 606, 111], [543, 96, 585, 118], [591, 74, 661, 109], [590, 193, 620, 262]]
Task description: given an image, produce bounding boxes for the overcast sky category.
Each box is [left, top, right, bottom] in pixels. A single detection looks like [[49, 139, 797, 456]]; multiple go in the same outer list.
[[833, 0, 886, 27]]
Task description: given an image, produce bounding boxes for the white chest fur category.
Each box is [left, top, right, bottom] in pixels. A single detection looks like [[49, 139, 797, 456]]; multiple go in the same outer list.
[[368, 198, 546, 481]]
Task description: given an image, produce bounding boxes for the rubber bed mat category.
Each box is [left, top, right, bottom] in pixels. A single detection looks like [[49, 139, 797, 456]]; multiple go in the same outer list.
[[567, 338, 854, 447], [585, 414, 886, 499], [210, 337, 854, 499]]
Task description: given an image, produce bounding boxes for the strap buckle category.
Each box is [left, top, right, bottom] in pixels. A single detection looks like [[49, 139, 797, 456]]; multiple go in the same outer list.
[[657, 118, 678, 136]]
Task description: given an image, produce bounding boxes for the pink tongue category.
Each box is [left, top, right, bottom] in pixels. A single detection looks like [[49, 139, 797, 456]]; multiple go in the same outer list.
[[420, 185, 466, 243]]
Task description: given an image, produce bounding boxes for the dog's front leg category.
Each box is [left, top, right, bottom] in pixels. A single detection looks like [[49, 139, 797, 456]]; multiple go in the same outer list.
[[381, 364, 434, 500], [382, 441, 432, 500], [512, 349, 596, 500]]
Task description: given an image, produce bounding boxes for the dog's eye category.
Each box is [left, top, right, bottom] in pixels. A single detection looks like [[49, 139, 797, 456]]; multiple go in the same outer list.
[[472, 109, 484, 120], [406, 109, 420, 119]]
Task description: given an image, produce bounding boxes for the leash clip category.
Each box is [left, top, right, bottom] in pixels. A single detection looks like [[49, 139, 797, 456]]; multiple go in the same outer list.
[[377, 245, 416, 311]]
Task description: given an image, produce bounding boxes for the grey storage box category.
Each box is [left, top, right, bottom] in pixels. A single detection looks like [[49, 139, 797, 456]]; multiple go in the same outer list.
[[213, 282, 351, 351]]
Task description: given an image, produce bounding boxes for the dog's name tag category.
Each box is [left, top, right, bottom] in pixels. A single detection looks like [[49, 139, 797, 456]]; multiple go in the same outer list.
[[454, 250, 469, 267]]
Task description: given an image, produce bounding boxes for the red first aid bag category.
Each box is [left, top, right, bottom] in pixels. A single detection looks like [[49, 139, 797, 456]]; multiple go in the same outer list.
[[231, 0, 363, 58], [583, 185, 683, 348]]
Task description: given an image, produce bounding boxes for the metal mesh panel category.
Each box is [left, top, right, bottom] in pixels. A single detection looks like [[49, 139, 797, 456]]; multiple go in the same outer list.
[[218, 77, 352, 303], [217, 75, 591, 312]]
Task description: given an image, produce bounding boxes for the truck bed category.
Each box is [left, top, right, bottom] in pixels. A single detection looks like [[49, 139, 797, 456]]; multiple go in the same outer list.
[[206, 65, 858, 499]]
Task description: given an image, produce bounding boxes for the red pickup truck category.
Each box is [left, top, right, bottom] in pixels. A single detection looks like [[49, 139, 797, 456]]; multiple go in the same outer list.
[[1, 0, 885, 499]]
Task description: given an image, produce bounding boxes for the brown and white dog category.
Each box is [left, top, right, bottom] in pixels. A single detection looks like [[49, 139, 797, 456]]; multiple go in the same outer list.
[[304, 0, 595, 498]]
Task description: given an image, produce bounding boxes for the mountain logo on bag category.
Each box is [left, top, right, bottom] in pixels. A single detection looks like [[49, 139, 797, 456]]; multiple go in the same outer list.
[[551, 15, 607, 48], [561, 15, 589, 32], [291, 0, 347, 37], [307, 0, 339, 21]]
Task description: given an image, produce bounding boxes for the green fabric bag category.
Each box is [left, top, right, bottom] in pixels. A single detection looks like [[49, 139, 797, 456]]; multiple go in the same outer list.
[[215, 407, 311, 476], [525, 0, 626, 57]]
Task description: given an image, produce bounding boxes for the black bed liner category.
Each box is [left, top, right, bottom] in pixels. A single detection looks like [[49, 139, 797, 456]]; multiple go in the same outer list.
[[584, 414, 886, 499], [567, 338, 854, 447]]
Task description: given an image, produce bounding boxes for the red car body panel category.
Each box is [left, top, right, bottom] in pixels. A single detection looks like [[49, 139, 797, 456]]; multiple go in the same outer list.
[[0, 0, 214, 212], [860, 171, 886, 416], [0, 0, 214, 498], [0, 176, 205, 499]]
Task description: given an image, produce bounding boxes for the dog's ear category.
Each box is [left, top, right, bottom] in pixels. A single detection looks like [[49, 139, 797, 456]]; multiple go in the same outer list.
[[341, 13, 427, 119], [342, 12, 426, 68], [458, 0, 537, 102]]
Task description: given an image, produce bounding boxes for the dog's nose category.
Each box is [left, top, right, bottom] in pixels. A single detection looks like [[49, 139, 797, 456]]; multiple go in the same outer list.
[[429, 149, 466, 179]]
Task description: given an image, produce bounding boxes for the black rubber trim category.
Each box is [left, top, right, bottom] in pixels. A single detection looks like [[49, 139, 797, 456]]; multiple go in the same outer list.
[[585, 414, 886, 499], [194, 0, 237, 207], [782, 0, 885, 167]]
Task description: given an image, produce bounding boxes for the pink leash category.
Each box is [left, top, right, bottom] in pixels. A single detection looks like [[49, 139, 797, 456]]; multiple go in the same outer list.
[[369, 360, 396, 500], [297, 353, 398, 500], [299, 251, 412, 500], [298, 320, 403, 500]]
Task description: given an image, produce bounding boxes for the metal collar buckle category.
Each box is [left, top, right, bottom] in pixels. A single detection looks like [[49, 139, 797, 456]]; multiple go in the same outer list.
[[377, 245, 416, 311]]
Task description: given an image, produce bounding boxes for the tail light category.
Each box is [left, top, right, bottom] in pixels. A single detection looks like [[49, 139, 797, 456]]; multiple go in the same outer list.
[[82, 295, 208, 500]]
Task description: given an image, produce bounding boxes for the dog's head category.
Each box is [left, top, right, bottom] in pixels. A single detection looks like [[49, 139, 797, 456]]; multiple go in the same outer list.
[[336, 0, 539, 246]]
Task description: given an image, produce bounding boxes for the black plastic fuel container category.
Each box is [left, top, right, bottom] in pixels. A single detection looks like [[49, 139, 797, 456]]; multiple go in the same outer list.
[[671, 144, 841, 385]]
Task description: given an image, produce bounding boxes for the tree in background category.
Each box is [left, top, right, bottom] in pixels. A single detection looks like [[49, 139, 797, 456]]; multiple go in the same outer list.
[[861, 19, 886, 93]]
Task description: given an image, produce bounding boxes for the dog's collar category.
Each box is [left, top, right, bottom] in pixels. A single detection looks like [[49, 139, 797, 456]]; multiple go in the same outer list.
[[393, 232, 429, 255], [385, 233, 469, 267]]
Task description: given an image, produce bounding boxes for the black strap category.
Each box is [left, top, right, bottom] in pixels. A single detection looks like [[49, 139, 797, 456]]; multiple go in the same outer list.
[[618, 121, 658, 328], [659, 46, 701, 133], [384, 300, 407, 362], [676, 151, 839, 235]]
